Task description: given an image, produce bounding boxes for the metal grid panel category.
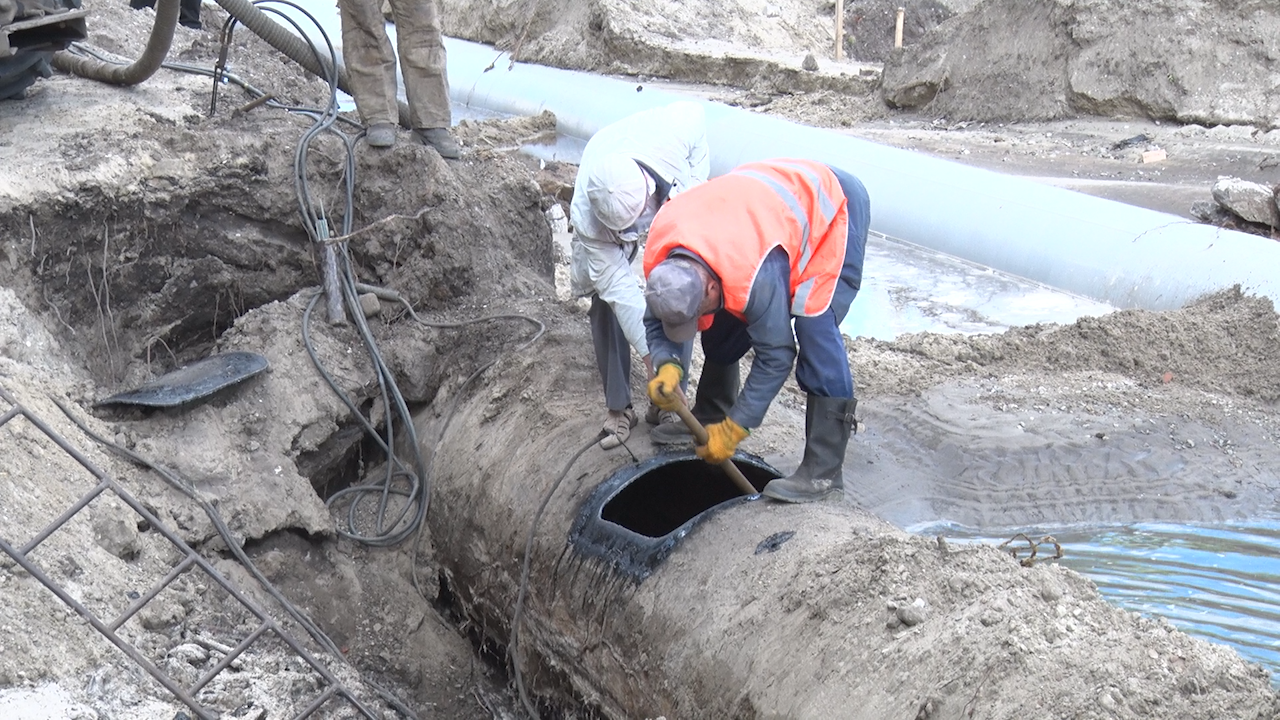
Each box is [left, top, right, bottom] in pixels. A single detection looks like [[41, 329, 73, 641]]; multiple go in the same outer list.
[[0, 387, 379, 720]]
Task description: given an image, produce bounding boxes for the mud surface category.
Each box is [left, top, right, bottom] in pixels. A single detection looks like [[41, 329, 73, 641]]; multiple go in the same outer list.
[[1, 0, 1280, 717]]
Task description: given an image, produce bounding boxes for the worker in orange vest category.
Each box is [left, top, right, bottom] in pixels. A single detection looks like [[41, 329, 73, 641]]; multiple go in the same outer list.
[[644, 158, 869, 503]]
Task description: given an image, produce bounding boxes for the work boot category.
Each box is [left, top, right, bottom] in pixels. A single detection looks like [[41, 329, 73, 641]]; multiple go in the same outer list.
[[599, 407, 637, 450], [650, 361, 739, 446], [762, 396, 857, 503], [366, 122, 396, 148], [415, 127, 461, 159], [649, 412, 692, 446]]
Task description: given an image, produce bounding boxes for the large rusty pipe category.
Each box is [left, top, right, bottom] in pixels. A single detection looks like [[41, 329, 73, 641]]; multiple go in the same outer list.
[[415, 329, 1277, 718]]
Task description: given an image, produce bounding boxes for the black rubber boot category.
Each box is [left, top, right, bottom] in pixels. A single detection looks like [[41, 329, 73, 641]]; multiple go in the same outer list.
[[650, 361, 740, 446], [762, 395, 857, 503]]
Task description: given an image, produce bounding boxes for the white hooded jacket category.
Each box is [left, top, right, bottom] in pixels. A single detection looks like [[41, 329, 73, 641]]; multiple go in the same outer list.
[[568, 102, 710, 357]]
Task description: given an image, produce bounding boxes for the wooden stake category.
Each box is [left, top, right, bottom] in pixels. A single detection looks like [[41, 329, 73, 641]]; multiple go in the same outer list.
[[894, 7, 905, 49], [835, 0, 845, 60]]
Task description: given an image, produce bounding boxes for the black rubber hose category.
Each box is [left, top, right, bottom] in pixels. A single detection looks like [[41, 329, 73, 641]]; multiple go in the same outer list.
[[210, 0, 412, 126], [51, 0, 180, 84]]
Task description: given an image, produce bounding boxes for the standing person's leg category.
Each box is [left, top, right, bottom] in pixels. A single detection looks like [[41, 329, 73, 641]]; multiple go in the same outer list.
[[763, 166, 868, 503], [792, 308, 853, 400], [589, 296, 632, 412], [573, 237, 642, 448], [387, 0, 459, 157], [178, 0, 201, 29], [338, 0, 399, 145], [765, 308, 855, 502], [590, 296, 637, 449]]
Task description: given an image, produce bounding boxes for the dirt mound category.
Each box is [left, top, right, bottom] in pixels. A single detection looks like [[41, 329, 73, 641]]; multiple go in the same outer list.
[[843, 0, 955, 62], [0, 103, 549, 391], [438, 0, 888, 94], [882, 0, 1280, 126], [856, 287, 1280, 400]]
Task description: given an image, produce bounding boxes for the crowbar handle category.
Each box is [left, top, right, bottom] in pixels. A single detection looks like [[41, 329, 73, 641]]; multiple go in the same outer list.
[[667, 401, 757, 497]]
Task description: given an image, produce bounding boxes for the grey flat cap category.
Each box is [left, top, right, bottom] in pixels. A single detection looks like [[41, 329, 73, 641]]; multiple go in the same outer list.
[[645, 258, 704, 343]]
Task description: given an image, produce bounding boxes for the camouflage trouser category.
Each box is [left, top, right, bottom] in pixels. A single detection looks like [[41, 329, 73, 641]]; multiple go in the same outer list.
[[338, 0, 451, 129]]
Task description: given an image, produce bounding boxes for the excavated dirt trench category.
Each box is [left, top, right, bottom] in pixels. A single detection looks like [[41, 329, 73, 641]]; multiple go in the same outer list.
[[0, 92, 568, 716], [0, 123, 550, 387]]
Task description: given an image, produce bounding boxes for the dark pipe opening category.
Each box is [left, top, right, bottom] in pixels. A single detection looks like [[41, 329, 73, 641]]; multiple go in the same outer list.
[[569, 452, 781, 582], [602, 459, 777, 538]]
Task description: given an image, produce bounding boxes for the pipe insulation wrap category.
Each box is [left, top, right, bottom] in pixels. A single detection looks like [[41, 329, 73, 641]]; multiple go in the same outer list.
[[443, 38, 1280, 312]]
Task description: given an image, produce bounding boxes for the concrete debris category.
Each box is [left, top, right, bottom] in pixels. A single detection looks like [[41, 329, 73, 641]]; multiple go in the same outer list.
[[1190, 199, 1238, 226], [1210, 176, 1280, 227], [357, 292, 381, 318], [1139, 148, 1166, 164]]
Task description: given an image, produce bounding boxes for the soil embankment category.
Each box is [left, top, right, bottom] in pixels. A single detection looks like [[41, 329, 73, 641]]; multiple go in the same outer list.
[[882, 0, 1280, 127]]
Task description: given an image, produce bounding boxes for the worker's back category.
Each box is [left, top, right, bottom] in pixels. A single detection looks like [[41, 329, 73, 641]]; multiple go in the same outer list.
[[570, 101, 710, 243]]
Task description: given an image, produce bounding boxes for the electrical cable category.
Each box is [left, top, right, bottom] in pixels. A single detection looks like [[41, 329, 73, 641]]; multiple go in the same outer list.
[[509, 432, 603, 720], [75, 7, 556, 713]]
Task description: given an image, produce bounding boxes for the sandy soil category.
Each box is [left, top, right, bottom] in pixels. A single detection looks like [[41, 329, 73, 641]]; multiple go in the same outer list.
[[0, 0, 1279, 717]]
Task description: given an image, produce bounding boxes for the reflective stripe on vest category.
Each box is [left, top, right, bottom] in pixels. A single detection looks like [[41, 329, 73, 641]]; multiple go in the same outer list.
[[729, 163, 840, 278], [791, 276, 817, 317]]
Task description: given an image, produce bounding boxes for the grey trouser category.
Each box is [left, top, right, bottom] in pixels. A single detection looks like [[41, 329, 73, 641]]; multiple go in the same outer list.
[[338, 0, 451, 129], [590, 295, 692, 412], [590, 295, 633, 412]]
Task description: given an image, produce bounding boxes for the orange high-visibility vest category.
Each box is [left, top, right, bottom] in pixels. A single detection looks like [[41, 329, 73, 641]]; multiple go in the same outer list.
[[643, 159, 849, 330]]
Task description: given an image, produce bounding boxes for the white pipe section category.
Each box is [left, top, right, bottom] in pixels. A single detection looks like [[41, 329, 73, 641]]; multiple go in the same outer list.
[[445, 37, 1280, 311]]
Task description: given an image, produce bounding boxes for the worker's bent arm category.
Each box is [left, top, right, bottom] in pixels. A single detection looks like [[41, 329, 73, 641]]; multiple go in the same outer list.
[[728, 250, 796, 429], [659, 101, 710, 194], [644, 305, 683, 370], [592, 248, 650, 358], [675, 102, 711, 187]]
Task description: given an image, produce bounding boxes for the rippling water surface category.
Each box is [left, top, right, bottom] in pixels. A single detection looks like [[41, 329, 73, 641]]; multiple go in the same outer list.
[[925, 521, 1280, 684]]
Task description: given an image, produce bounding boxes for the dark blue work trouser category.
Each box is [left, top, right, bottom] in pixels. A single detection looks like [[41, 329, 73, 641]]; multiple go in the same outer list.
[[701, 165, 870, 399]]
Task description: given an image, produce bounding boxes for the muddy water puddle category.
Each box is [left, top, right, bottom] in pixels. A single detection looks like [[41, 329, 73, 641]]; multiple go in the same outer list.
[[843, 233, 1116, 340], [923, 521, 1280, 684]]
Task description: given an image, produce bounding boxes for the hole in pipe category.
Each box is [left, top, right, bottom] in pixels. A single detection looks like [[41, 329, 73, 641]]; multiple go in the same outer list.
[[602, 459, 778, 538], [569, 452, 781, 582]]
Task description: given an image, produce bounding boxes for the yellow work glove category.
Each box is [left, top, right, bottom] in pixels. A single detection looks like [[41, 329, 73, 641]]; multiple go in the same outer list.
[[696, 418, 749, 465], [647, 363, 683, 411]]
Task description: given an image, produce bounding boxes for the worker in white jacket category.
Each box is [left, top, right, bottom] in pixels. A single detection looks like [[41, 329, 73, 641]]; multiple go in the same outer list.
[[569, 101, 710, 449]]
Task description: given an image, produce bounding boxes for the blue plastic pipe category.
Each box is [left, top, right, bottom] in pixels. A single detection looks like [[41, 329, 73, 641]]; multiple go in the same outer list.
[[444, 37, 1280, 311]]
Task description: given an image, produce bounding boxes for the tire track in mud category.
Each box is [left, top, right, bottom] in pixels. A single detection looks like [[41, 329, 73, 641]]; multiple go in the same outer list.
[[851, 380, 1276, 530]]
